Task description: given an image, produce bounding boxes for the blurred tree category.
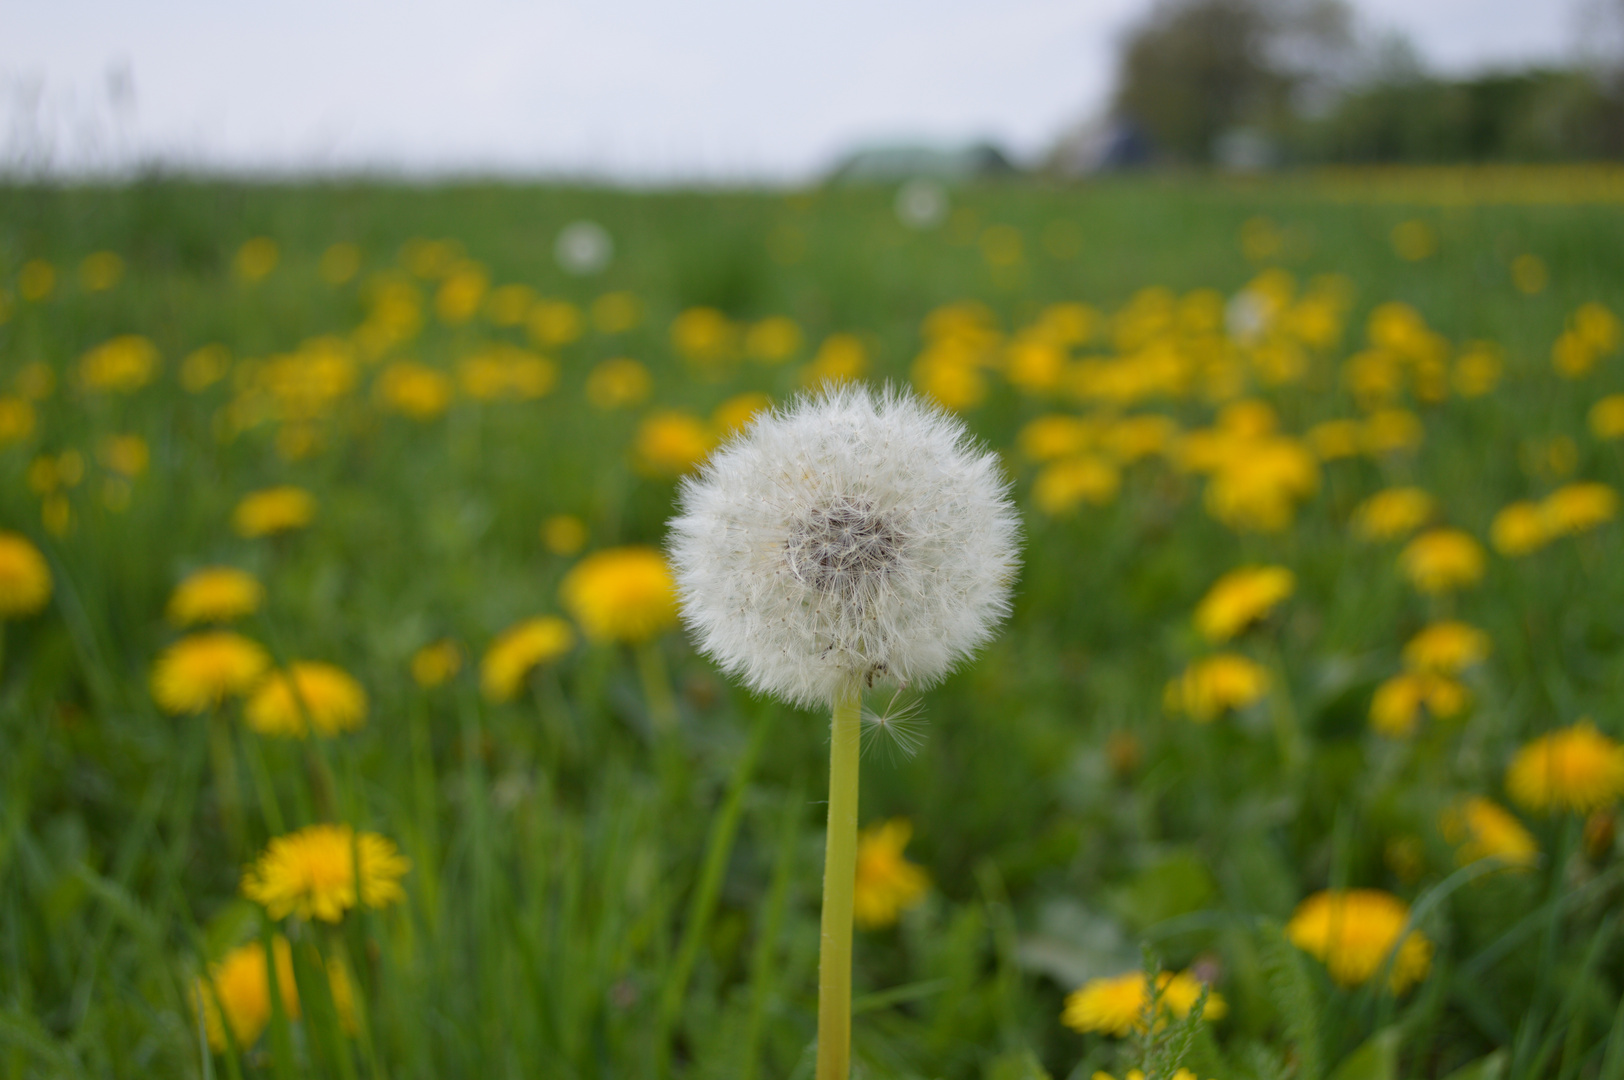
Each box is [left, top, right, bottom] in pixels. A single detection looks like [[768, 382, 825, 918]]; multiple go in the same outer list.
[[1111, 0, 1355, 163], [1292, 68, 1624, 162]]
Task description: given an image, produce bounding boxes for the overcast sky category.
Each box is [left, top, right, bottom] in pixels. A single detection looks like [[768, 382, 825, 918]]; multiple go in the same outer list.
[[1, 0, 1595, 181]]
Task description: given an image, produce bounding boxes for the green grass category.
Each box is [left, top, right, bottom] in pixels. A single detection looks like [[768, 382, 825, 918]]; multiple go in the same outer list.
[[2, 174, 1623, 1079]]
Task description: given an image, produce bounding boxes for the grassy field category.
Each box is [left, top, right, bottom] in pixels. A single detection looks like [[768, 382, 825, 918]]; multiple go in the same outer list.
[[2, 172, 1624, 1080]]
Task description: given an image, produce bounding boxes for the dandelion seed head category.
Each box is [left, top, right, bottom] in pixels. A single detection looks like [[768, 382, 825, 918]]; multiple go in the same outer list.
[[667, 383, 1020, 708]]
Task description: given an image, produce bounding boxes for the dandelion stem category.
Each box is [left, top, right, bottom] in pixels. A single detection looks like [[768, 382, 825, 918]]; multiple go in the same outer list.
[[208, 711, 246, 853], [816, 681, 862, 1080], [636, 640, 681, 733]]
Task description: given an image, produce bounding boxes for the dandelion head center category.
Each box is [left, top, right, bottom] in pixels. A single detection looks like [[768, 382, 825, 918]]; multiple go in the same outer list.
[[785, 499, 902, 595]]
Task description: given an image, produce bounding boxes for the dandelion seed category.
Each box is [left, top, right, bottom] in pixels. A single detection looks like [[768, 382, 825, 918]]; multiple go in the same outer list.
[[860, 692, 927, 761]]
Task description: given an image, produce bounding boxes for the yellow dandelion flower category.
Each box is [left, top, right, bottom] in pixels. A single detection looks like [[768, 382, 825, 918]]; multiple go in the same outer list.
[[1203, 438, 1319, 533], [194, 936, 299, 1051], [1541, 481, 1618, 537], [585, 357, 652, 409], [1102, 414, 1178, 464], [1402, 621, 1491, 675], [99, 434, 149, 478], [150, 632, 271, 714], [0, 531, 52, 618], [1061, 970, 1226, 1037], [481, 616, 575, 703], [241, 823, 409, 922], [671, 307, 737, 366], [233, 486, 317, 538], [745, 316, 803, 362], [1490, 500, 1549, 557], [1018, 415, 1096, 462], [1506, 721, 1624, 815], [1552, 331, 1597, 378], [1287, 889, 1432, 993], [79, 334, 160, 393], [853, 819, 931, 930], [1369, 672, 1468, 738], [560, 546, 678, 645], [591, 291, 641, 334], [1512, 254, 1548, 296], [633, 410, 713, 478], [801, 333, 868, 386], [712, 392, 772, 437], [319, 242, 361, 285], [1194, 565, 1294, 643], [1165, 654, 1269, 722], [541, 514, 588, 556], [1351, 487, 1434, 542], [1004, 339, 1066, 395], [167, 566, 264, 627], [18, 259, 56, 300], [375, 361, 454, 420], [1589, 395, 1624, 442], [15, 361, 52, 400], [1307, 419, 1363, 461], [79, 251, 124, 291], [1453, 342, 1503, 397], [1033, 455, 1120, 515], [1361, 409, 1425, 456], [0, 395, 35, 445], [411, 640, 462, 689], [1574, 301, 1622, 352], [181, 344, 232, 393], [434, 264, 488, 325], [235, 237, 280, 282], [1440, 797, 1537, 871], [245, 662, 368, 738], [1391, 219, 1436, 261], [1398, 529, 1485, 594]]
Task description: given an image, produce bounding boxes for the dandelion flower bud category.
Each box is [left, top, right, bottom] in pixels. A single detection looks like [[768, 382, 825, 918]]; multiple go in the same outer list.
[[667, 384, 1020, 707]]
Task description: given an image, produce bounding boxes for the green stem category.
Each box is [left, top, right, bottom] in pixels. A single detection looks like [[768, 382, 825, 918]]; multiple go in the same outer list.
[[636, 640, 681, 733], [208, 711, 246, 854], [816, 682, 862, 1080], [241, 730, 286, 836]]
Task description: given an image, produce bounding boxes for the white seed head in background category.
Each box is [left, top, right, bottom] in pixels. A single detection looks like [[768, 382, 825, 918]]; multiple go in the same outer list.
[[667, 383, 1021, 708]]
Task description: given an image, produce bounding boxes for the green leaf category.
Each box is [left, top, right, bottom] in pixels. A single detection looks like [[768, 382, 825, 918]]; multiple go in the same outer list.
[[983, 1049, 1053, 1080], [1105, 849, 1217, 932], [1327, 1028, 1401, 1080], [1438, 1051, 1507, 1080]]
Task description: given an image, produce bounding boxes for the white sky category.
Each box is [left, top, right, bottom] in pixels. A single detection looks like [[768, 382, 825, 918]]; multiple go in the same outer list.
[[0, 0, 1593, 181]]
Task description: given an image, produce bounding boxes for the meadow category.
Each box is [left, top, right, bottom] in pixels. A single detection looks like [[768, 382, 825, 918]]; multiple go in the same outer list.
[[2, 170, 1624, 1080]]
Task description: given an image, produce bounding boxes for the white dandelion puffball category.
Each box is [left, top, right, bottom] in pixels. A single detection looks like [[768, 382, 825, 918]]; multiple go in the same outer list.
[[668, 384, 1020, 708], [895, 179, 948, 230], [554, 220, 613, 276]]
